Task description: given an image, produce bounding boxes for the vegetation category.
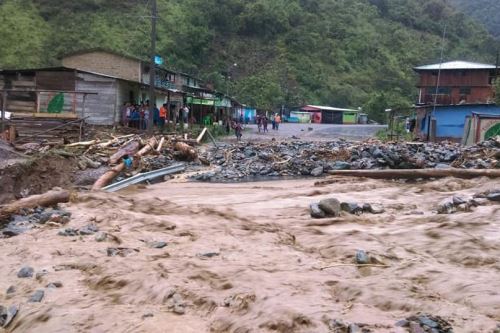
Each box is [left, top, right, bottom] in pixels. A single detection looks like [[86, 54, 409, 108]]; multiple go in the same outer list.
[[450, 0, 500, 38], [0, 0, 498, 123]]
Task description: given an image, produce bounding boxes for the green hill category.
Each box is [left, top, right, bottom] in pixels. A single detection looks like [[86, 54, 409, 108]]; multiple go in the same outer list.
[[0, 0, 498, 121], [450, 0, 500, 38]]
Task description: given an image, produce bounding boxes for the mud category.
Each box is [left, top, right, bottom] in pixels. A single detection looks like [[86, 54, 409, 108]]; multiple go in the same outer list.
[[0, 154, 78, 204], [0, 177, 499, 332]]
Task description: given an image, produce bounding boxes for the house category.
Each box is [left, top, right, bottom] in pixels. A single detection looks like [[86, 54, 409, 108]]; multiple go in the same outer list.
[[413, 60, 500, 142], [300, 105, 360, 124]]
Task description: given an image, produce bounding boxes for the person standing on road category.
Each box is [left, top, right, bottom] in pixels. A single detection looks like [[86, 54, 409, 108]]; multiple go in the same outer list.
[[275, 114, 281, 131], [271, 114, 276, 130], [257, 115, 262, 133], [159, 103, 168, 131], [182, 105, 190, 127], [263, 116, 269, 133]]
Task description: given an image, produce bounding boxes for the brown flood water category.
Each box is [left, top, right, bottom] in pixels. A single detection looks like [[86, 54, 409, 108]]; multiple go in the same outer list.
[[1, 177, 499, 332]]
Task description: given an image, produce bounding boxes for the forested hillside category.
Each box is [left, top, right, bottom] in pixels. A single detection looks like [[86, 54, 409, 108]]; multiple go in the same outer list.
[[0, 0, 498, 121], [450, 0, 500, 38]]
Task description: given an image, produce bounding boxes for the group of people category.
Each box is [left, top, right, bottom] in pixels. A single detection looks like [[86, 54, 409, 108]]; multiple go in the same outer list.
[[122, 102, 191, 131], [256, 114, 281, 133]]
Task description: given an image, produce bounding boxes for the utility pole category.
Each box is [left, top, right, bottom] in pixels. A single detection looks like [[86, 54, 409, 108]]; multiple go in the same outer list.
[[147, 0, 157, 134]]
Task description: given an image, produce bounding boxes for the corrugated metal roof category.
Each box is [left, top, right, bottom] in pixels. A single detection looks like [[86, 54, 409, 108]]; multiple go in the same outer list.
[[414, 61, 496, 71], [302, 105, 360, 112]]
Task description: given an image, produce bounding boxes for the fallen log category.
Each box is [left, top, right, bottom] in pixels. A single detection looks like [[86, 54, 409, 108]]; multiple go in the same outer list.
[[96, 134, 136, 149], [109, 141, 140, 165], [91, 163, 125, 191], [156, 137, 165, 153], [92, 137, 158, 191], [174, 142, 198, 161], [0, 189, 71, 223], [327, 168, 500, 179], [65, 139, 98, 147], [196, 127, 208, 144]]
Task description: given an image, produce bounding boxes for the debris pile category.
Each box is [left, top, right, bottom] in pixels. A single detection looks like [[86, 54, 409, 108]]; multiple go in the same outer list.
[[396, 314, 454, 333], [194, 137, 500, 182]]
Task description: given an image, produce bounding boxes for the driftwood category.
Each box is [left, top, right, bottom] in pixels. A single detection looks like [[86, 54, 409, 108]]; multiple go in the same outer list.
[[174, 142, 198, 161], [65, 139, 98, 147], [91, 163, 126, 191], [92, 137, 158, 191], [156, 137, 165, 152], [0, 189, 71, 222], [327, 168, 500, 179], [196, 127, 208, 144], [96, 134, 135, 149], [109, 141, 141, 165]]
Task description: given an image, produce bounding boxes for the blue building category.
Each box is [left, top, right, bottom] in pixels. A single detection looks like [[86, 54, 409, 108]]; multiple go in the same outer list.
[[417, 104, 500, 141]]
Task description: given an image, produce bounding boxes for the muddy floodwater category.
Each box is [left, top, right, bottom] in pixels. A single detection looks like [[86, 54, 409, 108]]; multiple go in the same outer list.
[[1, 177, 499, 332]]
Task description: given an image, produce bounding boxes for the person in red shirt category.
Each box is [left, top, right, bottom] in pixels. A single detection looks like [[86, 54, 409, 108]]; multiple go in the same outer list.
[[159, 103, 168, 131]]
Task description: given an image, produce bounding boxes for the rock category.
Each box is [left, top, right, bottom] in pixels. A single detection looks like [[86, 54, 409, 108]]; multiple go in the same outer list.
[[38, 212, 53, 224], [79, 224, 99, 235], [471, 198, 489, 206], [348, 323, 362, 333], [107, 247, 137, 257], [35, 270, 49, 280], [94, 232, 107, 242], [318, 198, 341, 217], [452, 196, 467, 205], [487, 192, 500, 202], [363, 203, 385, 214], [310, 203, 326, 219], [46, 282, 63, 289], [341, 202, 362, 215], [173, 303, 186, 315], [17, 266, 34, 278], [355, 250, 370, 265], [142, 313, 154, 319], [395, 319, 409, 327], [437, 197, 455, 214], [149, 241, 168, 249], [331, 161, 351, 170], [310, 166, 324, 177], [6, 286, 15, 294], [58, 228, 79, 237], [0, 305, 18, 328], [28, 290, 44, 303], [417, 315, 439, 328], [409, 322, 426, 333], [198, 252, 220, 258]]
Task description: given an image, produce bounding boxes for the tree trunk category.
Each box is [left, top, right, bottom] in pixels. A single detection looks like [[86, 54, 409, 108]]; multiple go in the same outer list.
[[0, 189, 71, 223], [174, 142, 198, 161], [109, 141, 141, 165], [327, 168, 500, 179]]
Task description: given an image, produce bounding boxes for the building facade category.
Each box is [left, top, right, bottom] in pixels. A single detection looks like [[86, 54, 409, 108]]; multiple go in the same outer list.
[[413, 61, 500, 142]]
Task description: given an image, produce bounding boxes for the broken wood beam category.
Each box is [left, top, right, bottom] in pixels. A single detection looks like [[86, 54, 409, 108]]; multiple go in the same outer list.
[[174, 142, 198, 161], [327, 168, 500, 179], [0, 189, 71, 223], [109, 141, 141, 165]]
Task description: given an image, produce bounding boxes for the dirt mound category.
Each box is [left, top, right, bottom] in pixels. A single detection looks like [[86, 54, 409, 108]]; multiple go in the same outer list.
[[0, 154, 78, 204]]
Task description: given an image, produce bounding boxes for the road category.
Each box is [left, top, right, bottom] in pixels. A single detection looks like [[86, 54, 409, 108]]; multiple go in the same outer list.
[[235, 123, 387, 142]]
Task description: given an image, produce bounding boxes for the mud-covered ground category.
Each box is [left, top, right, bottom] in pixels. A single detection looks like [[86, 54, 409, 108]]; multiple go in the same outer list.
[[1, 177, 499, 332]]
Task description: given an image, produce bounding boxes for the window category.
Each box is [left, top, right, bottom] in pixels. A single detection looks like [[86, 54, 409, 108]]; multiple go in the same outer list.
[[437, 87, 451, 95], [459, 86, 471, 95]]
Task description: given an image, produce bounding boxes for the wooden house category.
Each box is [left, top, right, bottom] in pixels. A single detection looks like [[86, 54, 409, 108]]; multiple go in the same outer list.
[[412, 61, 500, 142]]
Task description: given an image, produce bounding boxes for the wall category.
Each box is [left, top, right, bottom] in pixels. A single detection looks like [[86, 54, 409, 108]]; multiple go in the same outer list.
[[75, 72, 118, 125], [421, 105, 500, 139], [63, 51, 142, 83]]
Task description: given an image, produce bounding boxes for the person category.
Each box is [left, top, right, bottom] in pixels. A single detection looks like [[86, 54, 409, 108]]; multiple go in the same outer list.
[[275, 114, 281, 131], [257, 115, 262, 133], [271, 115, 276, 130], [233, 121, 242, 141], [122, 154, 133, 169], [225, 117, 231, 134], [130, 106, 140, 129], [159, 103, 168, 131], [182, 105, 190, 126], [124, 102, 132, 127], [143, 106, 150, 130], [263, 116, 269, 133], [153, 104, 160, 127], [239, 113, 244, 124]]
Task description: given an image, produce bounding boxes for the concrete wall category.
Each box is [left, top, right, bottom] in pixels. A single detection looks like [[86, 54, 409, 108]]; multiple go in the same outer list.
[[63, 51, 142, 83]]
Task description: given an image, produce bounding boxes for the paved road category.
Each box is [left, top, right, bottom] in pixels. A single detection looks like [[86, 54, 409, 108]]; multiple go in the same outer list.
[[229, 123, 387, 142]]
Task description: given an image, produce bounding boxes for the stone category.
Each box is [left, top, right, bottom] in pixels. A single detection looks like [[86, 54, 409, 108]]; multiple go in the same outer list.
[[395, 319, 409, 327], [46, 282, 63, 289], [331, 161, 351, 170], [318, 198, 341, 217], [355, 250, 370, 265], [471, 198, 488, 206], [173, 303, 185, 315], [348, 323, 362, 333], [28, 290, 44, 303], [365, 203, 385, 214], [452, 196, 467, 206], [487, 192, 500, 202], [310, 203, 326, 219], [408, 322, 425, 333], [142, 313, 154, 319], [6, 286, 15, 294], [310, 166, 324, 177], [149, 241, 168, 249], [58, 228, 79, 236], [38, 212, 53, 224], [17, 266, 34, 278], [437, 197, 455, 214], [341, 202, 362, 215], [198, 252, 220, 258], [79, 224, 99, 235], [94, 232, 107, 242], [417, 316, 439, 328], [35, 270, 49, 280], [0, 305, 18, 328]]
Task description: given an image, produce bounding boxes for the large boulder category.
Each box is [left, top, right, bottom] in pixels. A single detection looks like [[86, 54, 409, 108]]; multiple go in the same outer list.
[[310, 203, 326, 219], [318, 198, 341, 217]]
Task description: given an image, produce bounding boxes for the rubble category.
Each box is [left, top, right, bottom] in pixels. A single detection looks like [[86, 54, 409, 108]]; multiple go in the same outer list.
[[1, 206, 71, 238], [397, 314, 454, 333], [193, 137, 500, 182]]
